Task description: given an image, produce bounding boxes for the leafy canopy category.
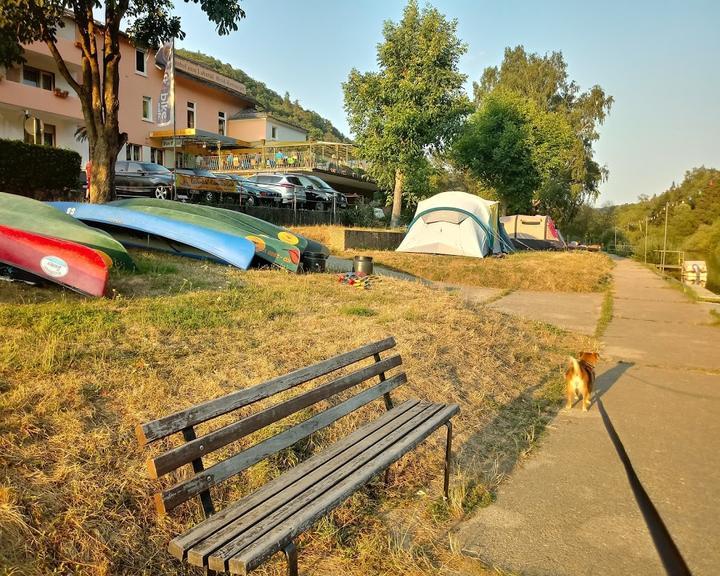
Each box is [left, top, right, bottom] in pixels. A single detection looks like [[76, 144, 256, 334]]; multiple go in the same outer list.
[[456, 46, 612, 225], [343, 0, 471, 194]]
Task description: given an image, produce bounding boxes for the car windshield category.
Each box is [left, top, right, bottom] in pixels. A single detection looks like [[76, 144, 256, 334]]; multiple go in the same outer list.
[[141, 163, 171, 174], [305, 176, 334, 190], [256, 175, 282, 184], [193, 169, 216, 177]]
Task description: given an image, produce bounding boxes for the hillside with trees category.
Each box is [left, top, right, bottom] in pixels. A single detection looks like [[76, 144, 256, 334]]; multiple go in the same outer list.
[[566, 167, 719, 253], [177, 49, 348, 142]]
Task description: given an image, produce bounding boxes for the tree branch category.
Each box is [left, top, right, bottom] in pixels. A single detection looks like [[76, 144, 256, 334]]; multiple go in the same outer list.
[[45, 39, 82, 96]]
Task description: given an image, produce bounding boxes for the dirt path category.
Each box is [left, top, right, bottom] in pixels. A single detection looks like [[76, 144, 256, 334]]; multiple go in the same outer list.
[[457, 258, 720, 575]]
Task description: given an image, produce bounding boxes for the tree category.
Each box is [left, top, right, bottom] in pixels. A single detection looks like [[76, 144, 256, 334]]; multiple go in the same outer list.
[[458, 46, 612, 224], [0, 1, 245, 203], [343, 0, 471, 226]]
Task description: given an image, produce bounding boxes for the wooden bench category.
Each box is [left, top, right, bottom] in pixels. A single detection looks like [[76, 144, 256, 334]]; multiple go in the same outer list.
[[136, 337, 459, 575]]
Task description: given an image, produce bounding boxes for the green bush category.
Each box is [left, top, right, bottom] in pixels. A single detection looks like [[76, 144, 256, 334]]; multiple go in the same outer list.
[[0, 138, 82, 200], [339, 204, 378, 227]]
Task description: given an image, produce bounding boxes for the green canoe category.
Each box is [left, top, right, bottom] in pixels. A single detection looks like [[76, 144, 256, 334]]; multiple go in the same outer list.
[[0, 192, 135, 269], [112, 199, 329, 271]]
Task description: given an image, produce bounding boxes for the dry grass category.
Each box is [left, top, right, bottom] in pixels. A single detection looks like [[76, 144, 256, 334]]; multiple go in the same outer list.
[[292, 225, 613, 292], [0, 250, 593, 576]]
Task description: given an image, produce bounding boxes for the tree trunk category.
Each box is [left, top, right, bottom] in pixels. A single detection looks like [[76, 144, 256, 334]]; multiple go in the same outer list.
[[89, 131, 118, 204], [390, 168, 404, 227]]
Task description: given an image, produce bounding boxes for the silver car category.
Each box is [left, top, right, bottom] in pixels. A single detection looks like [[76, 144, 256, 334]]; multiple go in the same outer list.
[[247, 174, 307, 208]]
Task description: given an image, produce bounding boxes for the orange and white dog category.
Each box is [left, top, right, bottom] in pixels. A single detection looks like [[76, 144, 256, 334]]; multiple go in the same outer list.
[[565, 352, 600, 412]]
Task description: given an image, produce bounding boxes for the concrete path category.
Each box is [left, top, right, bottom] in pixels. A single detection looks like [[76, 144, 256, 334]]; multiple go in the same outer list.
[[488, 290, 603, 336], [458, 258, 720, 575]]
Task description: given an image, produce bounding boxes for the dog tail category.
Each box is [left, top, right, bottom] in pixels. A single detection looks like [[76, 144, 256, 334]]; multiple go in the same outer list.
[[568, 356, 580, 375]]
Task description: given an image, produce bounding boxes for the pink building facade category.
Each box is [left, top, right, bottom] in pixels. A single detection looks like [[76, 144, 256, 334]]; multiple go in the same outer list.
[[0, 16, 305, 168]]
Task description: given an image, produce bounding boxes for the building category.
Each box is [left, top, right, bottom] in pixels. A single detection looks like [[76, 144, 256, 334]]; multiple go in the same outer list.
[[0, 15, 264, 168], [0, 15, 376, 198], [228, 111, 307, 143]]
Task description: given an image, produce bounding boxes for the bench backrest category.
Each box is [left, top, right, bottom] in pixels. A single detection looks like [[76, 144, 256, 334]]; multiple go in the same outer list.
[[136, 337, 404, 516]]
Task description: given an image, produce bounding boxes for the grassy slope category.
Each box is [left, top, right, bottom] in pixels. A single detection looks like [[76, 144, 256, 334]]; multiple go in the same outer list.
[[292, 225, 613, 292], [0, 251, 593, 576]]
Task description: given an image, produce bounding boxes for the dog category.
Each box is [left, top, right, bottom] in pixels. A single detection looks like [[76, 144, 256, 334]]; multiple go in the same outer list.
[[565, 352, 599, 411]]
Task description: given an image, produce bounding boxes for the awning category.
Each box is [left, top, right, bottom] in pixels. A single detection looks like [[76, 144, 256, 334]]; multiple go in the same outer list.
[[148, 128, 249, 149]]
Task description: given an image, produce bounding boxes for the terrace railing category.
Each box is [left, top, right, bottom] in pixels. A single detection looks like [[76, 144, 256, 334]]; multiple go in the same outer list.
[[202, 141, 372, 182]]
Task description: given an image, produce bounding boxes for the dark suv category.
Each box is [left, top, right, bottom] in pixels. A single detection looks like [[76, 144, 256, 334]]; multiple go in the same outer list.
[[115, 161, 174, 199]]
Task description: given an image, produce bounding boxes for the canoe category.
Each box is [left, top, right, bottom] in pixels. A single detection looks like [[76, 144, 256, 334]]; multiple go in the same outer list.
[[0, 225, 109, 296], [111, 198, 330, 269], [50, 202, 255, 270], [0, 192, 134, 269], [110, 199, 302, 272]]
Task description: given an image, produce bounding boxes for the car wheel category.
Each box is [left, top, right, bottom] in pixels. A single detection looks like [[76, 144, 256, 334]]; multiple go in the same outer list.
[[246, 196, 256, 208], [204, 191, 217, 204], [154, 185, 170, 200]]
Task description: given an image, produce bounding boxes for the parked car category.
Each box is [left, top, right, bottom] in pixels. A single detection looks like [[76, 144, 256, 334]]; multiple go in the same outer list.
[[226, 174, 281, 207], [175, 168, 237, 203], [115, 161, 174, 199], [246, 174, 307, 208], [300, 174, 348, 209]]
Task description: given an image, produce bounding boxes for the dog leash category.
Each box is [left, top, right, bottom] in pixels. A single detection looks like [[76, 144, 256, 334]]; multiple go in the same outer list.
[[596, 397, 692, 575]]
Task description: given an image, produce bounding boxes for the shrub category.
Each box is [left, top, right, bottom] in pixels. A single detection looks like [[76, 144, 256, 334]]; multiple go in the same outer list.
[[0, 138, 82, 200], [340, 204, 378, 227]]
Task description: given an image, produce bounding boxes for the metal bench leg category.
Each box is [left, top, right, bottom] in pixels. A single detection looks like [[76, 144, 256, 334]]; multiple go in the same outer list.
[[284, 541, 298, 576], [444, 421, 453, 500]]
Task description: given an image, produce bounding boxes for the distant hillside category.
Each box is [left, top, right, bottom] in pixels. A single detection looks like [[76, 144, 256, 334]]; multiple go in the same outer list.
[[177, 49, 348, 143]]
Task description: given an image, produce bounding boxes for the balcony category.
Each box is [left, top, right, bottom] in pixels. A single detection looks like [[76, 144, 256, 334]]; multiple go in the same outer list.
[[205, 142, 372, 182], [25, 37, 83, 67], [0, 80, 83, 120]]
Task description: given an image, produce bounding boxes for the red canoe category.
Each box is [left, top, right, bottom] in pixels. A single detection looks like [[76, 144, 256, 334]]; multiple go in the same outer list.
[[0, 225, 109, 296]]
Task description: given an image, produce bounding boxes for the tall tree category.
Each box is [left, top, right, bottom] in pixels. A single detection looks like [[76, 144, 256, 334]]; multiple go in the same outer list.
[[0, 1, 245, 203], [458, 46, 612, 224], [343, 0, 471, 226]]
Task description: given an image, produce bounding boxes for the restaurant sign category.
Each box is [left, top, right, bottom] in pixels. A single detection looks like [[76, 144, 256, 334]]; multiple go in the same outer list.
[[175, 57, 247, 95]]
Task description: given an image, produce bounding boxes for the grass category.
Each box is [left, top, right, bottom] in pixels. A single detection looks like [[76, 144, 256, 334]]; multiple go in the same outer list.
[[595, 284, 615, 338], [0, 250, 595, 576], [292, 225, 613, 293]]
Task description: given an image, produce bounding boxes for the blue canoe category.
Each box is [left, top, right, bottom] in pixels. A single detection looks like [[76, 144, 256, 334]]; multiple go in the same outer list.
[[50, 202, 255, 270]]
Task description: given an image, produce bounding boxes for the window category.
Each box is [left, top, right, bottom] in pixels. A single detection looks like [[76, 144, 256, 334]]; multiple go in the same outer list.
[[150, 147, 164, 165], [43, 124, 56, 147], [135, 49, 146, 74], [187, 101, 196, 129], [218, 111, 226, 136], [22, 66, 54, 91], [142, 96, 152, 121], [271, 126, 278, 139], [125, 144, 142, 161]]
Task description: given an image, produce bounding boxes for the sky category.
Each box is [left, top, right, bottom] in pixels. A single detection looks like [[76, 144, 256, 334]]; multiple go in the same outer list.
[[172, 0, 720, 206]]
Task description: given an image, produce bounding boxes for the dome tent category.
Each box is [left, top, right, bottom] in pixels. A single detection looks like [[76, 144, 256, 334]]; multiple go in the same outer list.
[[500, 214, 566, 250], [397, 191, 514, 258]]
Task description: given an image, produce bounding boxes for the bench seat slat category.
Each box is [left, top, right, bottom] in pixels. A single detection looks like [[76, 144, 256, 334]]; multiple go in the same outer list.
[[187, 401, 433, 567], [169, 399, 422, 559], [224, 403, 459, 574], [150, 355, 403, 479], [159, 373, 407, 514], [137, 337, 396, 446]]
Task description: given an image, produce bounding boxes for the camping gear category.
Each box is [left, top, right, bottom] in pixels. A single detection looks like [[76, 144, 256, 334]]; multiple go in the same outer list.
[[110, 199, 301, 272], [50, 202, 255, 270], [353, 255, 374, 275], [302, 252, 327, 273], [337, 271, 379, 289], [0, 192, 134, 269], [500, 214, 566, 250], [0, 225, 109, 296], [397, 191, 514, 258]]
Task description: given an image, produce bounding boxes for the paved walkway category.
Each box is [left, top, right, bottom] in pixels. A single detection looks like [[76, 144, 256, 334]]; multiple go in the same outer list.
[[458, 259, 720, 575]]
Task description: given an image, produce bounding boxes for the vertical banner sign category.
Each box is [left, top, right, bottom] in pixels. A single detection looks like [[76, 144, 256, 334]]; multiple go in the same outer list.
[[156, 42, 174, 127]]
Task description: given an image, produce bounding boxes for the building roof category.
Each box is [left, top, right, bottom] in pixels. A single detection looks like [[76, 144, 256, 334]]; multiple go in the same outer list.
[[228, 110, 308, 134]]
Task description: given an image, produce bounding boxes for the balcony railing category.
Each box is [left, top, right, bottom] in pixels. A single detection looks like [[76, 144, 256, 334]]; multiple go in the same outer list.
[[201, 141, 372, 182]]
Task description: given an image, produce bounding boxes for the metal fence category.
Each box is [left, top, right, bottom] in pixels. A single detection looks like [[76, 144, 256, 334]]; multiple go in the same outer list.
[[214, 203, 337, 227]]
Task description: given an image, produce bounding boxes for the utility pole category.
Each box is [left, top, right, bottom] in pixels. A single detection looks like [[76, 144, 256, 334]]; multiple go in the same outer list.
[[661, 202, 669, 271], [644, 216, 648, 264]]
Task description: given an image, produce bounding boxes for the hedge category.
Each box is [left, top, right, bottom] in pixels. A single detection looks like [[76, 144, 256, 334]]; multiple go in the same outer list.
[[0, 138, 82, 199]]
